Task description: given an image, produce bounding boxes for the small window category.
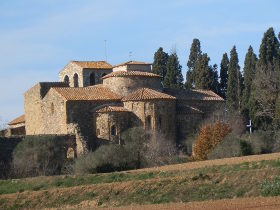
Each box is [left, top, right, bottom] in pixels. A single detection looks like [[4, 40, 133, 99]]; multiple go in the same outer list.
[[64, 75, 69, 84], [73, 73, 79, 87], [111, 125, 116, 136], [158, 115, 162, 130], [146, 116, 152, 130], [90, 73, 95, 85], [96, 128, 100, 136], [67, 148, 75, 159], [51, 103, 54, 115]]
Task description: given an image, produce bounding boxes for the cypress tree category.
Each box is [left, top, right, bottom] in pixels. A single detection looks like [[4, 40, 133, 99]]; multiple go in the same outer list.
[[152, 47, 169, 79], [185, 38, 201, 88], [226, 46, 242, 112], [219, 53, 229, 99], [241, 46, 257, 118], [249, 27, 280, 129], [163, 53, 184, 89]]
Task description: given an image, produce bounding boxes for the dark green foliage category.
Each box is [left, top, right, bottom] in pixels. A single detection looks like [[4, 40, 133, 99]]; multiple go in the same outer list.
[[240, 140, 252, 156], [241, 46, 257, 119], [249, 27, 280, 129], [220, 53, 229, 99], [226, 46, 243, 112], [185, 38, 202, 88], [163, 53, 184, 88], [192, 54, 220, 93], [12, 135, 66, 178], [152, 47, 169, 79]]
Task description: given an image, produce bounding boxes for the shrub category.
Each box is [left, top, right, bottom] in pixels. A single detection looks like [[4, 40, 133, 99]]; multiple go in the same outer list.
[[12, 135, 66, 178], [191, 122, 232, 161], [240, 140, 252, 156], [208, 134, 241, 159], [261, 177, 280, 196]]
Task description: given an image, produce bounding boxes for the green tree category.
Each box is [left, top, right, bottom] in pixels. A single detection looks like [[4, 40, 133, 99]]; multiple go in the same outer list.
[[152, 47, 169, 79], [185, 38, 201, 88], [226, 46, 242, 112], [220, 53, 229, 99], [249, 27, 280, 129], [164, 52, 184, 89], [241, 46, 257, 119]]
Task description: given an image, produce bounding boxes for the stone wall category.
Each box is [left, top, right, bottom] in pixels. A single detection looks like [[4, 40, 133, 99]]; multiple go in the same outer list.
[[41, 89, 68, 134], [123, 100, 176, 142], [59, 62, 83, 87], [103, 76, 162, 96], [94, 111, 138, 144], [66, 101, 121, 153], [24, 82, 68, 135], [82, 68, 112, 86]]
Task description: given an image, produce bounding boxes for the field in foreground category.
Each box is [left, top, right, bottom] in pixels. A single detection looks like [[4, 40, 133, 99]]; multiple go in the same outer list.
[[1, 153, 280, 209]]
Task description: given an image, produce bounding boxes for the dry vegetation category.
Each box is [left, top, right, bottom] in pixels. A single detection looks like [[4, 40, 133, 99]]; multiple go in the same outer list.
[[1, 152, 280, 209]]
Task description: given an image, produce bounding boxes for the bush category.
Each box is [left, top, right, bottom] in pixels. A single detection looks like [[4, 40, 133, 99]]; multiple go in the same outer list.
[[191, 122, 232, 161], [240, 140, 253, 156], [12, 135, 66, 178], [261, 177, 280, 196], [208, 134, 241, 159]]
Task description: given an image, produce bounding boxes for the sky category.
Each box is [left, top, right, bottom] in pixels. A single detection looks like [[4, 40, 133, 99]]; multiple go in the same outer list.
[[0, 0, 280, 124]]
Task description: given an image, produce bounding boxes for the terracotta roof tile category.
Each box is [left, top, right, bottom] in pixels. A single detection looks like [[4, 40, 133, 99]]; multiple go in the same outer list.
[[95, 106, 130, 113], [113, 60, 152, 68], [102, 71, 161, 79], [52, 87, 122, 101], [72, 61, 112, 69], [122, 88, 176, 101], [8, 115, 25, 125], [164, 89, 224, 101]]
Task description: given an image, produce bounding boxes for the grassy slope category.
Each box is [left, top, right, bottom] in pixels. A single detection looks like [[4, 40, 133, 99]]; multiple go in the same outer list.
[[1, 157, 280, 209]]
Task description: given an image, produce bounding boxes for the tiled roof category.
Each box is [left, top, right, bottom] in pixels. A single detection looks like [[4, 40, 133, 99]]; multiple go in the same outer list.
[[113, 60, 152, 68], [164, 89, 224, 101], [52, 87, 122, 101], [122, 88, 176, 101], [71, 61, 112, 69], [102, 71, 161, 79], [8, 115, 25, 125], [177, 105, 203, 114], [95, 106, 130, 113]]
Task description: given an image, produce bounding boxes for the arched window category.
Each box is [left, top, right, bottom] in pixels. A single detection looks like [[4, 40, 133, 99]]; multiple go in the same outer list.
[[90, 73, 95, 86], [51, 103, 54, 115], [111, 125, 116, 136], [73, 73, 79, 87], [64, 75, 69, 84], [146, 116, 152, 130]]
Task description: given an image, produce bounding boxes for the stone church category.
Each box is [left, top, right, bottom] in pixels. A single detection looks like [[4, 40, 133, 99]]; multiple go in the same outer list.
[[8, 60, 224, 155]]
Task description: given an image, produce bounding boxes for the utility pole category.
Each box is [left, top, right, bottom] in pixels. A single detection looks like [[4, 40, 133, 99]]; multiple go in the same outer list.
[[129, 51, 132, 60], [247, 120, 252, 134]]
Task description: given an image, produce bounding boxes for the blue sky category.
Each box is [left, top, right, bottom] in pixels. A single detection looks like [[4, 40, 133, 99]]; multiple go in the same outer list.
[[1, 0, 280, 123]]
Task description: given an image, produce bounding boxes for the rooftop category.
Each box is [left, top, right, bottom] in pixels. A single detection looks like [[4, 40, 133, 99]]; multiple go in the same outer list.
[[52, 87, 122, 101], [113, 60, 152, 68], [71, 61, 112, 69], [164, 89, 224, 101], [102, 71, 161, 79], [122, 88, 176, 101], [8, 115, 25, 126]]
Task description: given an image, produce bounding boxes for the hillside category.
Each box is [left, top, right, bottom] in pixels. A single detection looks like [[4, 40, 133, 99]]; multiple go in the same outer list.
[[1, 153, 280, 209]]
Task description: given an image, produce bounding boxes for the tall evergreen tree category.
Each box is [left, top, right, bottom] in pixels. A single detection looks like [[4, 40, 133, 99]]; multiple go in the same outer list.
[[185, 38, 201, 88], [219, 53, 229, 99], [226, 46, 242, 112], [249, 27, 280, 129], [152, 47, 169, 79], [241, 46, 257, 118], [163, 53, 184, 89]]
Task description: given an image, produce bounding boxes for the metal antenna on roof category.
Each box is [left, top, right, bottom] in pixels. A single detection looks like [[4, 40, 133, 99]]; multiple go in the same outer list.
[[104, 40, 107, 61], [129, 51, 132, 60]]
